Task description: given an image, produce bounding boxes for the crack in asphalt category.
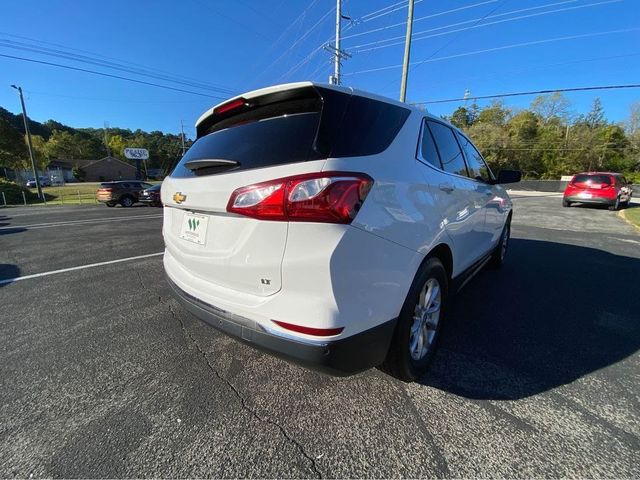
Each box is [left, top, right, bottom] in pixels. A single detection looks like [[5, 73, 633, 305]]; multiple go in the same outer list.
[[396, 383, 451, 477], [164, 301, 322, 479]]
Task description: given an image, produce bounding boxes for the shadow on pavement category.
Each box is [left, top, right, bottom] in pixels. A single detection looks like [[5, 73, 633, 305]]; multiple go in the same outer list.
[[0, 215, 26, 236], [0, 264, 20, 287], [421, 238, 640, 400]]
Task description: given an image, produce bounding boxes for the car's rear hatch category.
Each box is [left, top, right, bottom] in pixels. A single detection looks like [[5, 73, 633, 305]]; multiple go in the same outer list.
[[163, 85, 332, 297], [162, 83, 410, 298], [96, 182, 116, 201]]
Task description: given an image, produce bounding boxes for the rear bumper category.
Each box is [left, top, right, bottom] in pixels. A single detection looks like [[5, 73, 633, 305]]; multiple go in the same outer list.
[[166, 276, 396, 376], [565, 195, 615, 205]]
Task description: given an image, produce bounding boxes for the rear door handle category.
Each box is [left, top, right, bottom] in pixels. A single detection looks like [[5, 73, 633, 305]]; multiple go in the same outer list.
[[439, 183, 455, 193]]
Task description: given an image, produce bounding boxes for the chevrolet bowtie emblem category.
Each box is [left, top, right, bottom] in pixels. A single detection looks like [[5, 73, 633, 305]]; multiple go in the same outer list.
[[173, 192, 187, 204]]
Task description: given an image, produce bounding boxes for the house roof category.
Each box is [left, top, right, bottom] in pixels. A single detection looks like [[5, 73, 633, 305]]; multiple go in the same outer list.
[[84, 156, 137, 170], [48, 156, 135, 170]]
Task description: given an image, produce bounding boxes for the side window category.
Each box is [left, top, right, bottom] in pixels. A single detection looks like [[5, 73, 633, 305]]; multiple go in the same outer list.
[[427, 121, 468, 177], [418, 119, 442, 169], [456, 133, 493, 182]]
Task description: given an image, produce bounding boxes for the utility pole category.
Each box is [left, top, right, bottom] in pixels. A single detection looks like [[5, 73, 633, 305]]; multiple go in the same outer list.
[[325, 0, 351, 85], [11, 85, 43, 200], [104, 121, 111, 157], [333, 0, 342, 84], [180, 120, 186, 156], [399, 0, 415, 102]]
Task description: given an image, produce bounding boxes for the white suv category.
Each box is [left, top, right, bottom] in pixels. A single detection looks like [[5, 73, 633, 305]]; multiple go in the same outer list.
[[162, 82, 520, 381]]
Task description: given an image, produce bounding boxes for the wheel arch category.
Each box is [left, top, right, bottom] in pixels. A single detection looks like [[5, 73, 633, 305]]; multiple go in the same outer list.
[[424, 242, 454, 282]]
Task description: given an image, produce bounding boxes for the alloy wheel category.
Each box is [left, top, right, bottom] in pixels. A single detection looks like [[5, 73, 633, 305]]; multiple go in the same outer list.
[[409, 278, 442, 361]]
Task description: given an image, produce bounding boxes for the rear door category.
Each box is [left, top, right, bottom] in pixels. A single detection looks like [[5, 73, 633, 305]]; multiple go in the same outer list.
[[456, 132, 504, 251], [162, 89, 327, 297], [419, 119, 486, 271]]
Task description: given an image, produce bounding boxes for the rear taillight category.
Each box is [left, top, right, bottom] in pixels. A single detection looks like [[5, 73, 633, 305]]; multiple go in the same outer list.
[[227, 172, 373, 224]]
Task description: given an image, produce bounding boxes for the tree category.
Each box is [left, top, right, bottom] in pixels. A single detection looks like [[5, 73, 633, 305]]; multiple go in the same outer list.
[[450, 106, 473, 129], [0, 117, 27, 168], [530, 92, 571, 123], [584, 97, 605, 129], [476, 101, 509, 126], [30, 135, 49, 170], [108, 134, 127, 159]]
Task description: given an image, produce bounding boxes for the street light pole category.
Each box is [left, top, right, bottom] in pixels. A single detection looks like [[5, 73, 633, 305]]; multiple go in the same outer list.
[[399, 0, 415, 103], [11, 85, 44, 200]]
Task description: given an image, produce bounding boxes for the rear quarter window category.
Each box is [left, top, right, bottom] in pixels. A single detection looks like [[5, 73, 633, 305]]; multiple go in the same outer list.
[[329, 95, 410, 157]]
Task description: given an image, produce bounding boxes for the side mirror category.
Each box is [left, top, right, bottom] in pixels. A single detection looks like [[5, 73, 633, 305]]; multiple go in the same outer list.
[[495, 169, 522, 184]]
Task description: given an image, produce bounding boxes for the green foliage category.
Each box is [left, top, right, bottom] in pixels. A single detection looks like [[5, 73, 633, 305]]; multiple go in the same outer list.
[[0, 117, 27, 168], [454, 94, 640, 179], [0, 107, 185, 174], [0, 178, 39, 204]]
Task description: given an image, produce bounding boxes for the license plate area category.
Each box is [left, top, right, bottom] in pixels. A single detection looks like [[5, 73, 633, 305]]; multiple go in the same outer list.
[[179, 212, 209, 245], [579, 192, 592, 199]]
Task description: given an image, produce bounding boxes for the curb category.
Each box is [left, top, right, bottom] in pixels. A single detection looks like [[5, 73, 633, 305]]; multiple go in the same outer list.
[[618, 209, 640, 233]]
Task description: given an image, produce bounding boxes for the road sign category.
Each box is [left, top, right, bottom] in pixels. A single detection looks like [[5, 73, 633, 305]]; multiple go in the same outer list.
[[124, 148, 149, 160]]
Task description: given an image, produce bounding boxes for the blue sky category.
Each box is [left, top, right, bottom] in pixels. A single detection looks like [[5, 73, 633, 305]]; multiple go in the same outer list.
[[1, 0, 638, 137]]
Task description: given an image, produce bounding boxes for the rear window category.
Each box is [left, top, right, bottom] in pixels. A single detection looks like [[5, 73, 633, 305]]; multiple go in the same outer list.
[[172, 112, 321, 178], [171, 86, 410, 178], [573, 174, 611, 185]]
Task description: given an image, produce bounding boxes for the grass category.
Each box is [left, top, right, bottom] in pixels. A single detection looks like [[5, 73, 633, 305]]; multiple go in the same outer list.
[[1, 181, 161, 207], [621, 206, 640, 230]]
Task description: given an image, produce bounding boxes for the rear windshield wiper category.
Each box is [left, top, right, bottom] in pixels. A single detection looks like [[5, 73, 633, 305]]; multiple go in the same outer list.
[[183, 158, 239, 171]]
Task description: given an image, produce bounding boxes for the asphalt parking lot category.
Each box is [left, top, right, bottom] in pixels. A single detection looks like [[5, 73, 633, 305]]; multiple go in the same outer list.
[[1, 196, 639, 478]]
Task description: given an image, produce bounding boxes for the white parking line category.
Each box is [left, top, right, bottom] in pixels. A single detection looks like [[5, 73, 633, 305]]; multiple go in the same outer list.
[[0, 213, 162, 231], [0, 252, 164, 286]]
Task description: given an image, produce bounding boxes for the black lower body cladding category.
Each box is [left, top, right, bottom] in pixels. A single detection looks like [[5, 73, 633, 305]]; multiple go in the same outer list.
[[166, 276, 396, 376]]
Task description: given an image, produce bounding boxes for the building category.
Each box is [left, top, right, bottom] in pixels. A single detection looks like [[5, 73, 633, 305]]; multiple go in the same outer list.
[[50, 156, 139, 182], [2, 156, 141, 185]]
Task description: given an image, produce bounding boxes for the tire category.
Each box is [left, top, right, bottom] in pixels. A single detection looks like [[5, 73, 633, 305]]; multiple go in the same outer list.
[[489, 219, 511, 269], [608, 197, 620, 211], [106, 201, 116, 208], [120, 196, 134, 208], [381, 257, 448, 382], [562, 199, 571, 207], [622, 195, 631, 208]]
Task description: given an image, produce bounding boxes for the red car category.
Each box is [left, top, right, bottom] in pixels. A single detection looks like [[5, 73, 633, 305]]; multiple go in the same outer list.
[[563, 172, 633, 210]]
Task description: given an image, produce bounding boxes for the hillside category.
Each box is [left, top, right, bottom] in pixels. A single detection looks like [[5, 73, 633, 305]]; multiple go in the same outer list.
[[0, 107, 188, 173]]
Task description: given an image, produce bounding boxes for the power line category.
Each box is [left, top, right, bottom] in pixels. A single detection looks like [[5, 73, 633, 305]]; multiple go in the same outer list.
[[0, 39, 236, 95], [0, 31, 234, 94], [359, 0, 413, 20], [0, 53, 225, 99], [351, 0, 623, 53], [259, 0, 322, 62], [349, 0, 574, 49], [23, 90, 207, 104], [412, 84, 640, 105], [343, 0, 498, 41], [189, 0, 274, 42], [260, 5, 336, 83], [359, 0, 425, 23], [344, 28, 640, 76], [388, 52, 640, 94]]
